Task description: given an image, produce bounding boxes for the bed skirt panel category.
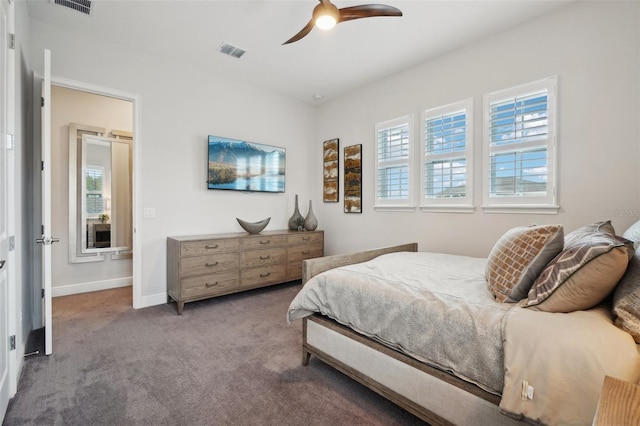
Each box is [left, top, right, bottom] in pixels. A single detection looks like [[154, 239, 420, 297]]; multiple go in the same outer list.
[[305, 317, 522, 426]]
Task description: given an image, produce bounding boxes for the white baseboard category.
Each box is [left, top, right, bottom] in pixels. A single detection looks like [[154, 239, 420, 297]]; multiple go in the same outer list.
[[52, 277, 133, 297]]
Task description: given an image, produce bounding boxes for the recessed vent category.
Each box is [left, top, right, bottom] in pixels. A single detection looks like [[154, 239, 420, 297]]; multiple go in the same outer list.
[[50, 0, 92, 16], [218, 43, 246, 59]]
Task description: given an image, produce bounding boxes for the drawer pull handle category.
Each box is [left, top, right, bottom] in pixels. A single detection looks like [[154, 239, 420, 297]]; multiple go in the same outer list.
[[302, 250, 310, 255], [260, 255, 270, 260], [205, 282, 219, 288], [259, 240, 270, 245], [205, 244, 219, 249], [260, 272, 271, 278], [205, 262, 219, 267], [302, 236, 310, 241]]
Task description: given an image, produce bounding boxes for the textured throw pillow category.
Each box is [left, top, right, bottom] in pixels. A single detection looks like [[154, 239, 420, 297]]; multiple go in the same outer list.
[[525, 231, 632, 313], [612, 246, 640, 343], [564, 220, 615, 247], [486, 225, 564, 303], [622, 219, 640, 246]]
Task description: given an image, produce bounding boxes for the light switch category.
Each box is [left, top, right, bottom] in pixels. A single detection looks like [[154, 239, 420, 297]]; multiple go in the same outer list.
[[143, 207, 156, 218]]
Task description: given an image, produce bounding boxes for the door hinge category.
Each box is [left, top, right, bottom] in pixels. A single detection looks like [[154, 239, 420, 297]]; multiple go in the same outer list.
[[41, 224, 44, 235], [41, 289, 45, 299], [9, 335, 15, 351], [41, 97, 45, 107], [41, 161, 44, 171], [9, 235, 15, 251], [6, 134, 14, 150], [8, 33, 15, 50]]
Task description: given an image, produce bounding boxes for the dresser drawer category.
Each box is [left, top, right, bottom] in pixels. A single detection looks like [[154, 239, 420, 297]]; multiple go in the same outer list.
[[287, 242, 324, 262], [241, 264, 287, 287], [241, 235, 287, 250], [287, 232, 323, 246], [180, 252, 239, 277], [181, 271, 240, 299], [181, 238, 240, 257], [241, 247, 286, 268]]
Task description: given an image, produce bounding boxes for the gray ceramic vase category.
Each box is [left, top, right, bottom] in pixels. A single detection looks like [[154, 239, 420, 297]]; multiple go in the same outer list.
[[288, 194, 304, 230], [304, 200, 318, 231]]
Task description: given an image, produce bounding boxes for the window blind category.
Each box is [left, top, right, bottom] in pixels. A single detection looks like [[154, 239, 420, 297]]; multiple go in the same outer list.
[[85, 167, 104, 215], [483, 76, 557, 212], [489, 91, 548, 147], [424, 108, 468, 199], [488, 90, 549, 198], [376, 119, 412, 203]]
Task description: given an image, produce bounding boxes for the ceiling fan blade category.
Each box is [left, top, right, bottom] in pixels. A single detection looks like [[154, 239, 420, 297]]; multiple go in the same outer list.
[[283, 19, 315, 45], [338, 4, 402, 23]]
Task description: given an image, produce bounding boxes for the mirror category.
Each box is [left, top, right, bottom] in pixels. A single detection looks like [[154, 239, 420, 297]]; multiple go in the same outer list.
[[69, 123, 133, 263]]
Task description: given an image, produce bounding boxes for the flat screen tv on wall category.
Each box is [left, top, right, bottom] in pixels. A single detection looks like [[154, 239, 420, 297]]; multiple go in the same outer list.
[[207, 135, 286, 193]]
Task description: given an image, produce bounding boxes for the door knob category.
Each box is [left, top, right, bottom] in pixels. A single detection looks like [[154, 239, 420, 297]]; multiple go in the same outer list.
[[36, 237, 60, 245]]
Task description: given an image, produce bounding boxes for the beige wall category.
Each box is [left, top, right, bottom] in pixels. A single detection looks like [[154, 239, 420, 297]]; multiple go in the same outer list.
[[26, 1, 640, 308], [29, 18, 316, 307], [51, 85, 133, 295], [313, 1, 640, 258]]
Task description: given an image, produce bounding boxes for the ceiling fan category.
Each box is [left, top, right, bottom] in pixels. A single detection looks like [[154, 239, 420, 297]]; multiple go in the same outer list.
[[283, 0, 402, 45]]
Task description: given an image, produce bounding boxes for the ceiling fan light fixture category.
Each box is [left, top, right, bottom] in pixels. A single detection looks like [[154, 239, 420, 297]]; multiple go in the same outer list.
[[315, 15, 337, 30], [313, 2, 339, 30], [283, 0, 403, 45]]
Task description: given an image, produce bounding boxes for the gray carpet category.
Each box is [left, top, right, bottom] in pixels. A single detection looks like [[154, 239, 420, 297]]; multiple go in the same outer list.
[[3, 283, 425, 425]]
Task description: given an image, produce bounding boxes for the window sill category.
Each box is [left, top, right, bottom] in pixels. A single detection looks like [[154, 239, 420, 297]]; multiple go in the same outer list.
[[374, 205, 416, 212], [420, 205, 475, 214], [482, 205, 560, 215]]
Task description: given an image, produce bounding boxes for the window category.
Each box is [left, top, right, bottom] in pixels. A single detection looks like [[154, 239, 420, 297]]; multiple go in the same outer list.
[[420, 99, 473, 212], [483, 77, 558, 213], [374, 115, 415, 210], [85, 166, 104, 217]]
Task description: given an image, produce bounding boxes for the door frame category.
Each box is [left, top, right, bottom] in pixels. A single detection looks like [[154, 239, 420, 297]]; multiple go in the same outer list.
[[45, 75, 142, 309], [1, 0, 16, 412]]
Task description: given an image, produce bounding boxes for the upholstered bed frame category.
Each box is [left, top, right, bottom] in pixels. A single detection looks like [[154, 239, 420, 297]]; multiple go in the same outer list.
[[300, 243, 523, 426]]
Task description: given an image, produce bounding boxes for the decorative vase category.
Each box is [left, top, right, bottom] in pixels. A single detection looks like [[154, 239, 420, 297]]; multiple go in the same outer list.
[[304, 200, 318, 231], [288, 194, 304, 231]]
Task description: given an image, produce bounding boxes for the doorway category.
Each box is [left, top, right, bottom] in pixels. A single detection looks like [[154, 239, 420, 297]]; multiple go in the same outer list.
[[51, 85, 134, 298]]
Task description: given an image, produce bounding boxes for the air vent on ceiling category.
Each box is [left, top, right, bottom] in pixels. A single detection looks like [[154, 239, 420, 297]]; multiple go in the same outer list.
[[218, 43, 246, 59], [50, 0, 92, 16]]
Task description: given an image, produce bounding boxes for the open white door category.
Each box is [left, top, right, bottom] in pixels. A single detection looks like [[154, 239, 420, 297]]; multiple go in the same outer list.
[[37, 49, 56, 356], [0, 0, 10, 417]]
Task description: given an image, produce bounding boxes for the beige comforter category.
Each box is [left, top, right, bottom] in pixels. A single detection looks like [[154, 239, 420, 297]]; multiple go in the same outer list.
[[288, 251, 511, 394], [501, 305, 640, 425], [288, 251, 640, 425]]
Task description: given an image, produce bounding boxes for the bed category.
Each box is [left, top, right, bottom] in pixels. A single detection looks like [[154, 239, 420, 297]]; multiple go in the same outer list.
[[286, 222, 640, 426]]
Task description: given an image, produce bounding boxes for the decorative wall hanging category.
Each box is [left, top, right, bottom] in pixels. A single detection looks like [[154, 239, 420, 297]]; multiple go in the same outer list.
[[344, 144, 362, 213], [323, 138, 339, 202]]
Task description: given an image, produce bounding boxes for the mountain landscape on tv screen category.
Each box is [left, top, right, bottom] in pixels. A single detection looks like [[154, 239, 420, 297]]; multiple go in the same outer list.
[[208, 137, 285, 192]]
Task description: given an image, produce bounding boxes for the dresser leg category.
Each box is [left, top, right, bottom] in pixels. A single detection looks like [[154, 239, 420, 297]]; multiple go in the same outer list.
[[177, 301, 184, 315]]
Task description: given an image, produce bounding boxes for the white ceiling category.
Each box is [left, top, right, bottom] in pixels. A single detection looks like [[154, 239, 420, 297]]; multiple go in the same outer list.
[[27, 0, 572, 105]]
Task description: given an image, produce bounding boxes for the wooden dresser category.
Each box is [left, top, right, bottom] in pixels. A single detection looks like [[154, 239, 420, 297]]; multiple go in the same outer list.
[[167, 230, 324, 314]]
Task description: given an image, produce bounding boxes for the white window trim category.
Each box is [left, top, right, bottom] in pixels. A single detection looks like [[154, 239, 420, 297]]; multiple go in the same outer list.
[[420, 98, 474, 214], [374, 114, 416, 211], [482, 76, 559, 214]]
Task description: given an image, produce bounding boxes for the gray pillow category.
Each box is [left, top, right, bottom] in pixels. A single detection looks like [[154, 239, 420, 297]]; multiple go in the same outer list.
[[525, 231, 631, 313], [564, 220, 615, 246], [612, 246, 640, 344], [622, 219, 640, 246]]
